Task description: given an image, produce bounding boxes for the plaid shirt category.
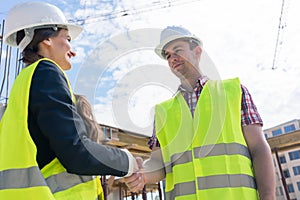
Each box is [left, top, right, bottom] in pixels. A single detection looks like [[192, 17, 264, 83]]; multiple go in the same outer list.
[[148, 76, 263, 149]]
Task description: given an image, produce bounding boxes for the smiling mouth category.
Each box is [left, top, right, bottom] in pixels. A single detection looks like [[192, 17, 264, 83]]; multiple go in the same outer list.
[[173, 62, 183, 69]]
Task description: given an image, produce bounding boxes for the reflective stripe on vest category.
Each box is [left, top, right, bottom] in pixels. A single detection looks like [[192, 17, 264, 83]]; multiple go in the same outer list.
[[165, 174, 256, 198], [46, 172, 93, 193], [164, 142, 251, 174], [0, 166, 47, 190], [156, 78, 259, 200]]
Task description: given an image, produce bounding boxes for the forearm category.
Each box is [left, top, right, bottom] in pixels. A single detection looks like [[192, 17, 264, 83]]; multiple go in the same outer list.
[[251, 143, 276, 199], [143, 158, 165, 183], [242, 124, 276, 199]]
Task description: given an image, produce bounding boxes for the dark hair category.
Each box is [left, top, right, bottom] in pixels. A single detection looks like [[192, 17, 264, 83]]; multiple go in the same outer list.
[[75, 94, 105, 143], [188, 39, 200, 50], [16, 28, 62, 65]]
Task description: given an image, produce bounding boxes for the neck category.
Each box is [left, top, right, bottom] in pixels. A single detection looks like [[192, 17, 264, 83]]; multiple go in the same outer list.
[[180, 71, 202, 92]]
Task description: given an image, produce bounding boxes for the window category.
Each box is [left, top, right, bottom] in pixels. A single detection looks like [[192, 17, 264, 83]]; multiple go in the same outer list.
[[283, 169, 290, 178], [280, 155, 286, 164], [293, 166, 300, 176], [276, 172, 280, 181], [287, 184, 295, 193], [289, 150, 300, 160], [276, 186, 284, 196], [272, 129, 282, 137], [297, 182, 300, 191], [284, 124, 296, 133]]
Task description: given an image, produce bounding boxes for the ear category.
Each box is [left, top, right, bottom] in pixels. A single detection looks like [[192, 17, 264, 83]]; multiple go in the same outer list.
[[194, 45, 202, 59], [195, 46, 202, 56], [40, 38, 52, 47]]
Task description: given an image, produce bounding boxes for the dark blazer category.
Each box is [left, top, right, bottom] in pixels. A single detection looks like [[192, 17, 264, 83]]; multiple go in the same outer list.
[[28, 60, 128, 176]]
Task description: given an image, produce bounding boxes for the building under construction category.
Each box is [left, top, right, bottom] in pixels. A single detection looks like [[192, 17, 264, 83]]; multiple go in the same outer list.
[[266, 119, 300, 200]]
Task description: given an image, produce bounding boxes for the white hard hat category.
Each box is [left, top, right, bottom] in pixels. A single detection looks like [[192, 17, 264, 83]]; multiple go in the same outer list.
[[3, 1, 82, 51], [155, 26, 203, 59]]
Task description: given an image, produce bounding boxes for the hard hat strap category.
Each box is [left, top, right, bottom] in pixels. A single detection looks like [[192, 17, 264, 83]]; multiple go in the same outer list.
[[19, 28, 35, 52], [18, 25, 68, 52]]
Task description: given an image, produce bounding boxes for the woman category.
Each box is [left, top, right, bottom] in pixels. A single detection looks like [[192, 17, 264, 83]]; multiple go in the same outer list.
[[0, 2, 138, 199]]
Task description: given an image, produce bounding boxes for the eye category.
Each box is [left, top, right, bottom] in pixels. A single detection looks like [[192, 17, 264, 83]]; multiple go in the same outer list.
[[175, 49, 182, 54], [165, 54, 171, 60]]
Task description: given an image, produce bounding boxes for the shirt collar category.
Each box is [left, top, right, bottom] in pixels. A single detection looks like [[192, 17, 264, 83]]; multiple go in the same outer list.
[[177, 75, 209, 93]]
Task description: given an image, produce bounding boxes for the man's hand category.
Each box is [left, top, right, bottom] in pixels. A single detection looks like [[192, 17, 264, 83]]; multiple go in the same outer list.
[[124, 157, 145, 193]]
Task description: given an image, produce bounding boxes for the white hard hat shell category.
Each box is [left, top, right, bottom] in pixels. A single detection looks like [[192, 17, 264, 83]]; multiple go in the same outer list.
[[155, 26, 203, 59], [4, 1, 82, 47]]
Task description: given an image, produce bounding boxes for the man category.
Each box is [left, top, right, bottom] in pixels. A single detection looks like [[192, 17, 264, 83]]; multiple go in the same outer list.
[[125, 26, 275, 199]]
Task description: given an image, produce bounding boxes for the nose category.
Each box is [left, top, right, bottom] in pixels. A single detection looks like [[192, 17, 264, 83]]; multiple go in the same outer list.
[[169, 53, 179, 61]]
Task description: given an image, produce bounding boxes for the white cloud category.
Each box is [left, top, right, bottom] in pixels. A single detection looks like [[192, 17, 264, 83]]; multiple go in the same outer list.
[[72, 0, 299, 133], [2, 0, 299, 134]]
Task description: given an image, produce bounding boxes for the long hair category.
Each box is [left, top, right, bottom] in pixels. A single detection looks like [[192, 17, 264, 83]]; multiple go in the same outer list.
[[75, 94, 104, 143]]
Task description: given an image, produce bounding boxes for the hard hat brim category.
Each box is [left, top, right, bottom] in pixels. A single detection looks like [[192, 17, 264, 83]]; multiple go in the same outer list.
[[4, 22, 83, 47]]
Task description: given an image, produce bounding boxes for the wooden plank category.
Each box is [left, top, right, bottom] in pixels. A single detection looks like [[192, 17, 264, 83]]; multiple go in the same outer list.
[[125, 144, 152, 153], [103, 140, 128, 147], [267, 130, 300, 151]]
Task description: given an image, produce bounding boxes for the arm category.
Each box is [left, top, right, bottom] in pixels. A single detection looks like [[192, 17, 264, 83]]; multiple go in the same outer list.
[[243, 124, 276, 200], [29, 60, 135, 176], [143, 146, 166, 183]]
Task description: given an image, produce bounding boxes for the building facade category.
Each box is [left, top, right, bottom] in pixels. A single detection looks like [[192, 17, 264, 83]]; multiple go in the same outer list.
[[265, 119, 300, 200]]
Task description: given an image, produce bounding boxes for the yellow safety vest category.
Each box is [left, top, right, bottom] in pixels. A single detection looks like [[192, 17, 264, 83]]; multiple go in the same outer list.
[[156, 78, 259, 200], [0, 58, 103, 200]]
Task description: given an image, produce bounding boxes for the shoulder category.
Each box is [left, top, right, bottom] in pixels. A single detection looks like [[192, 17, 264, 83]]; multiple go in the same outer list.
[[240, 84, 250, 94], [34, 60, 67, 84], [35, 60, 63, 74]]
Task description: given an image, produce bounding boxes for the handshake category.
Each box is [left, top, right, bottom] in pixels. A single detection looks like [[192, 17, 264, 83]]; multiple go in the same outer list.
[[124, 157, 146, 193]]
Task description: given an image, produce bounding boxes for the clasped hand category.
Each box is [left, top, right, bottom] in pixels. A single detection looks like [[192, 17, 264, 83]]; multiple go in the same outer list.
[[124, 157, 146, 193]]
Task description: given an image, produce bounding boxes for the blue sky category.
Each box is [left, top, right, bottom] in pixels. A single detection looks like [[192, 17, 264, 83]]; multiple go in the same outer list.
[[1, 0, 300, 136]]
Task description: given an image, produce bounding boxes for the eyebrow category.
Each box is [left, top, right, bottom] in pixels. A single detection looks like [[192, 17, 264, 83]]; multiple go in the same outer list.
[[165, 44, 183, 54], [172, 44, 183, 50]]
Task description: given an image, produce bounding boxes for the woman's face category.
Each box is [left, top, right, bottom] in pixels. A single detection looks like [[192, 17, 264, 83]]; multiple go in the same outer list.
[[45, 29, 76, 70]]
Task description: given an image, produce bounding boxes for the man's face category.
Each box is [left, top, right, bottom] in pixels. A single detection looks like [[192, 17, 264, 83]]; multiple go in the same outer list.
[[163, 40, 201, 78]]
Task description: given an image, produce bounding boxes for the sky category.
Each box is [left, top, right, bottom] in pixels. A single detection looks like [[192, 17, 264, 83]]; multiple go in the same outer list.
[[0, 0, 299, 136]]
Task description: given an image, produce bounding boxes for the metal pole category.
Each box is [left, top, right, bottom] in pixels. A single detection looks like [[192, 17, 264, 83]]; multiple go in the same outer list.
[[158, 182, 162, 200], [119, 182, 122, 200], [142, 185, 147, 200], [101, 176, 107, 200], [274, 147, 290, 200]]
